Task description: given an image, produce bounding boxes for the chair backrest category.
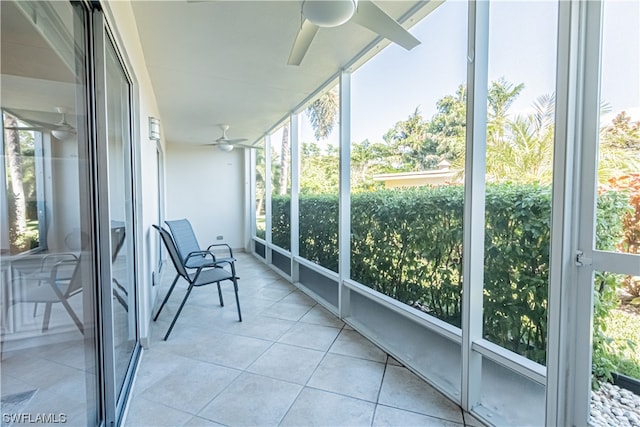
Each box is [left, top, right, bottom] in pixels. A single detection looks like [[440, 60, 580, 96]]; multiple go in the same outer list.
[[152, 224, 190, 280], [64, 254, 84, 297], [165, 219, 208, 268], [111, 225, 126, 263]]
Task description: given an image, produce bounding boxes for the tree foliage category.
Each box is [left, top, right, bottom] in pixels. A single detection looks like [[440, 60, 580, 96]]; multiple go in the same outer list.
[[306, 87, 339, 141]]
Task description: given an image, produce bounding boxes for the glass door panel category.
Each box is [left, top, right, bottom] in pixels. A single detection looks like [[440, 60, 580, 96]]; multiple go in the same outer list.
[[589, 2, 640, 423], [0, 1, 99, 424], [104, 36, 137, 401]]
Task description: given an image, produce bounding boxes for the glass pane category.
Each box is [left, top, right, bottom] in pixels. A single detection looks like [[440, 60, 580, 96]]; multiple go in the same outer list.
[[348, 289, 461, 399], [255, 139, 266, 240], [482, 0, 558, 365], [591, 271, 639, 426], [1, 1, 98, 424], [105, 38, 137, 399], [299, 84, 340, 272], [590, 6, 639, 421], [477, 356, 545, 426], [595, 1, 640, 257], [270, 122, 291, 251], [350, 0, 467, 328]]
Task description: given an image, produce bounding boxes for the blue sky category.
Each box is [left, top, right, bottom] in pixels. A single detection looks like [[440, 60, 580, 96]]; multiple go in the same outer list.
[[294, 0, 639, 147]]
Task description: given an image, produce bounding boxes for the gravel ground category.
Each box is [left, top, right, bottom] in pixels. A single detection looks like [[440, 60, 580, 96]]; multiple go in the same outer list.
[[590, 382, 640, 426]]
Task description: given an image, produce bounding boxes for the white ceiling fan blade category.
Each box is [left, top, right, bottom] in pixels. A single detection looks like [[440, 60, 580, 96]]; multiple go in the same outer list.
[[350, 0, 420, 51], [234, 143, 263, 150], [288, 19, 320, 66], [224, 138, 249, 144]]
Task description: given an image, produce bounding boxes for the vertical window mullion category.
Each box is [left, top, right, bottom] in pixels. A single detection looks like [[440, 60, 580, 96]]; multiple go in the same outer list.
[[461, 0, 489, 413], [290, 113, 300, 282], [545, 0, 588, 424], [34, 131, 47, 250], [338, 70, 351, 319], [265, 134, 273, 265], [249, 142, 257, 246]]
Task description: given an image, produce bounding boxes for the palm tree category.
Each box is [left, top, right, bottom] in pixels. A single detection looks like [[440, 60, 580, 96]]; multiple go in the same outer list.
[[486, 94, 555, 184], [487, 78, 525, 144], [306, 87, 339, 140], [279, 123, 290, 195]]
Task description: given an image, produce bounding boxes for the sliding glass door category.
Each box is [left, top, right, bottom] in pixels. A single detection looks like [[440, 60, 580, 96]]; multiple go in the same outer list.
[[1, 2, 142, 425], [0, 1, 99, 424], [93, 12, 141, 424]]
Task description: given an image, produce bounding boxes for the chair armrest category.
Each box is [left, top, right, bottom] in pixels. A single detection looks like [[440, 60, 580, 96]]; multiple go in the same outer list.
[[206, 243, 234, 259], [49, 259, 78, 283], [41, 252, 78, 265], [185, 250, 218, 264]]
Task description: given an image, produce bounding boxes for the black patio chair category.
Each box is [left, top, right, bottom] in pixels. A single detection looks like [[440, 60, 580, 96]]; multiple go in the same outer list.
[[152, 224, 242, 340], [165, 218, 235, 269]]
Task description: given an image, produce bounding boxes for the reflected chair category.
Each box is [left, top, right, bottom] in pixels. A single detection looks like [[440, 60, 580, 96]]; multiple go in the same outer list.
[[110, 224, 128, 311], [10, 253, 84, 334], [152, 224, 242, 340]]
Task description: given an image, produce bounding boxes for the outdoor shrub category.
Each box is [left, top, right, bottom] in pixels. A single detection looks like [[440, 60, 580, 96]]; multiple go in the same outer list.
[[605, 173, 640, 301], [270, 184, 629, 368], [482, 183, 552, 362], [350, 186, 464, 325], [271, 195, 291, 250], [299, 194, 339, 272]]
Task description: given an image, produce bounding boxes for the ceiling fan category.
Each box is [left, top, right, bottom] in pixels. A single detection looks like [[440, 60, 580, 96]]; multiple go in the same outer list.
[[4, 107, 76, 141], [288, 0, 421, 66], [207, 125, 260, 152]]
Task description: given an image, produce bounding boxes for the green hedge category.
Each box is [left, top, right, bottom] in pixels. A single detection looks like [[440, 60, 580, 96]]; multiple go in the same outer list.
[[270, 184, 628, 366]]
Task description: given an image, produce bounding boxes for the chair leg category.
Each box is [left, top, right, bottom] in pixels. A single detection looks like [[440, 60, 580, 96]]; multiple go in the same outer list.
[[33, 302, 38, 317], [42, 303, 52, 332], [154, 274, 180, 321], [216, 282, 224, 307], [233, 278, 242, 322], [58, 296, 84, 334], [164, 284, 194, 341]]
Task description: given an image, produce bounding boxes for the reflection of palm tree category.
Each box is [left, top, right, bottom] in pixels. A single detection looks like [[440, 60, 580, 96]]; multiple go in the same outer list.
[[4, 114, 28, 249]]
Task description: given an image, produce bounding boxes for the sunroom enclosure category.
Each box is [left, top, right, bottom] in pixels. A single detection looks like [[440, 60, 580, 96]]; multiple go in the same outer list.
[[250, 1, 639, 426]]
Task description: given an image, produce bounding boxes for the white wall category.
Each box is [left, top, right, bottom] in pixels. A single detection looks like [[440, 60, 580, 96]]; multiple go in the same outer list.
[[104, 0, 164, 346], [165, 144, 245, 250]]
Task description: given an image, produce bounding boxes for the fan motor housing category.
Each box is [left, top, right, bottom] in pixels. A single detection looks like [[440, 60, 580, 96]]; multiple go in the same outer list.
[[302, 0, 358, 28]]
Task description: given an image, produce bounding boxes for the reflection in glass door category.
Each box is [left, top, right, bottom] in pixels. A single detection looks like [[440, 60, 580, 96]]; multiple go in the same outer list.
[[0, 1, 99, 425], [104, 35, 138, 405]]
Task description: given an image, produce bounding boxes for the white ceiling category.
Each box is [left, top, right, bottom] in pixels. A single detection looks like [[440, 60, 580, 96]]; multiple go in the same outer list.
[[129, 0, 427, 146]]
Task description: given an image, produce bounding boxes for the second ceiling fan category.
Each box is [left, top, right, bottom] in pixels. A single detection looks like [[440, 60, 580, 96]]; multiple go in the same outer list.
[[207, 124, 261, 152], [288, 0, 421, 66]]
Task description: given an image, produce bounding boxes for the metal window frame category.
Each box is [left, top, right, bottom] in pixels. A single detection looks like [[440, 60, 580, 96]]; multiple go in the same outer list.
[[338, 70, 352, 319], [290, 113, 300, 283], [545, 0, 586, 424], [461, 0, 488, 413], [264, 133, 273, 266]]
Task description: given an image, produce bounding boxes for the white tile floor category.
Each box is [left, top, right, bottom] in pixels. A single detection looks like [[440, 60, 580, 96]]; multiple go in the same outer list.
[[125, 252, 483, 427]]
